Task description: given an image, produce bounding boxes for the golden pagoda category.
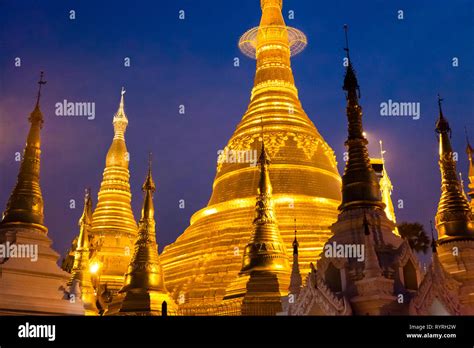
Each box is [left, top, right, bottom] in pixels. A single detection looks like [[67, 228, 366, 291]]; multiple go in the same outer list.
[[222, 141, 290, 315], [0, 72, 84, 315], [161, 0, 341, 309], [89, 88, 138, 307], [69, 188, 99, 315], [434, 96, 474, 313], [106, 156, 177, 316]]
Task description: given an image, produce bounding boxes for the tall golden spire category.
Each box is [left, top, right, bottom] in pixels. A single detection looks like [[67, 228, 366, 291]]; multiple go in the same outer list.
[[241, 141, 290, 274], [69, 188, 98, 315], [223, 140, 290, 315], [89, 87, 137, 301], [434, 95, 474, 239], [0, 73, 85, 315], [161, 0, 341, 309], [111, 87, 128, 142], [339, 25, 384, 212], [107, 155, 177, 315], [2, 72, 47, 231], [70, 188, 93, 282], [120, 154, 166, 293], [250, 0, 299, 98]]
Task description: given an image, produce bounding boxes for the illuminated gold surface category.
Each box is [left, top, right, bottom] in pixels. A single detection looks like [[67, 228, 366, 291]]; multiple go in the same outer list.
[[2, 73, 46, 232], [89, 88, 138, 303], [161, 0, 341, 309], [70, 189, 99, 315], [222, 144, 290, 315], [434, 101, 474, 240], [0, 73, 85, 315], [435, 100, 474, 312], [371, 141, 399, 235], [106, 160, 177, 315], [379, 164, 397, 229]]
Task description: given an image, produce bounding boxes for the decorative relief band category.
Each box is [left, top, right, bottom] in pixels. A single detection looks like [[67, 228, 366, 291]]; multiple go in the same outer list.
[[217, 131, 337, 173]]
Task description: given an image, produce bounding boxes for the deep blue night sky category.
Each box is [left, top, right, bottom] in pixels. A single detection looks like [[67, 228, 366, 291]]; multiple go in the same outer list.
[[0, 0, 473, 257]]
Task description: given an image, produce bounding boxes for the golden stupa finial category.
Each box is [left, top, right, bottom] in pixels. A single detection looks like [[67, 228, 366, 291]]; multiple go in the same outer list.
[[112, 87, 128, 140], [77, 188, 93, 250], [435, 94, 450, 137], [30, 71, 46, 126], [1, 72, 47, 231], [105, 87, 131, 167], [238, 0, 306, 103], [35, 71, 46, 106], [434, 96, 474, 239], [141, 152, 156, 221], [339, 26, 383, 212]]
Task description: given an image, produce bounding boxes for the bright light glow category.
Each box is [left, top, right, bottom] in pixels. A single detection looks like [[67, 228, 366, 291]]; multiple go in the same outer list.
[[89, 262, 100, 274], [202, 208, 217, 216]]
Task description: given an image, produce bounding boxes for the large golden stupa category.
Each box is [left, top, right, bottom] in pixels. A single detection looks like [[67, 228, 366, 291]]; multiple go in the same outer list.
[[161, 0, 341, 308]]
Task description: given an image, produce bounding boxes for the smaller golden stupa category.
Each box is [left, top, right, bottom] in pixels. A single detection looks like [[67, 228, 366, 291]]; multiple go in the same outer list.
[[69, 188, 99, 316], [222, 140, 291, 315], [434, 96, 474, 313], [106, 156, 177, 316]]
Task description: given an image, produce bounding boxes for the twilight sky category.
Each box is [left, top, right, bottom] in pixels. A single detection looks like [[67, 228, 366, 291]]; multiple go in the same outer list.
[[0, 0, 473, 257]]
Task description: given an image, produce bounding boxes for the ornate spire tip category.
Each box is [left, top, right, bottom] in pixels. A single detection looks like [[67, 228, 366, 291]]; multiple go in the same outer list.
[[36, 71, 47, 107]]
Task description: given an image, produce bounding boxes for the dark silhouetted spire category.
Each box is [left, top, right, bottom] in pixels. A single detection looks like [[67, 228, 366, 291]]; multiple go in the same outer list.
[[339, 25, 384, 212]]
